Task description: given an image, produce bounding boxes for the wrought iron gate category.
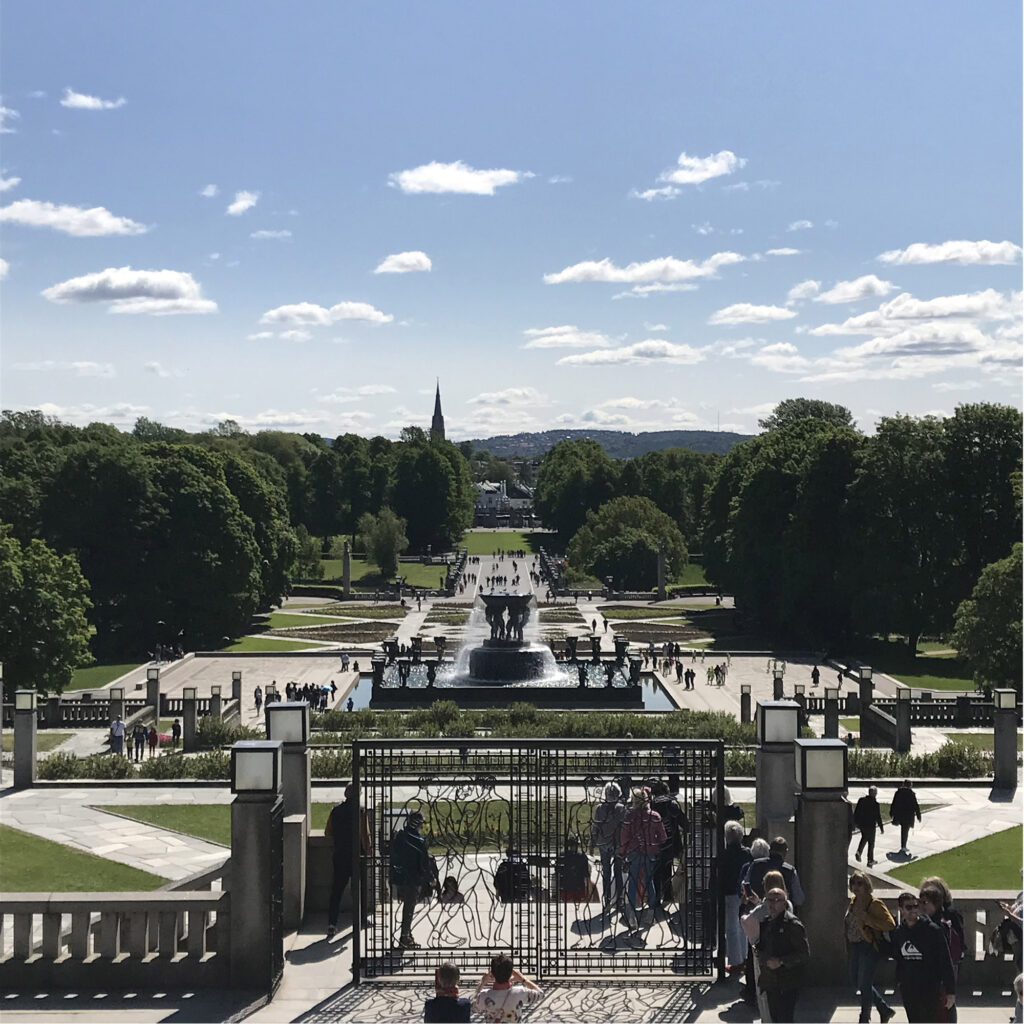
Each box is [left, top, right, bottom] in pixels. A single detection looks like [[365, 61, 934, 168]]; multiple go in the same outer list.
[[353, 738, 724, 982]]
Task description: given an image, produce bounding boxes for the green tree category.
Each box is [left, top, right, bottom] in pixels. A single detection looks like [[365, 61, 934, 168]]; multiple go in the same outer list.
[[951, 543, 1022, 691], [759, 398, 855, 432], [358, 507, 409, 577], [0, 525, 92, 695], [534, 439, 620, 540], [567, 496, 687, 589], [292, 525, 324, 580]]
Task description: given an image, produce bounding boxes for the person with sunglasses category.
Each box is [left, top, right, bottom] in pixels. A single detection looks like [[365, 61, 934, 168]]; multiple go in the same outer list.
[[892, 891, 955, 1022], [750, 885, 809, 1023]]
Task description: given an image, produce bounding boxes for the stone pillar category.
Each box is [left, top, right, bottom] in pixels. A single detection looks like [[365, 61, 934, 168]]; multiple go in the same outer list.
[[740, 686, 751, 724], [229, 743, 285, 994], [795, 791, 849, 984], [993, 699, 1018, 790], [895, 691, 912, 753], [824, 695, 839, 739], [109, 688, 124, 723], [954, 695, 972, 727], [182, 692, 198, 753], [45, 696, 62, 729], [13, 693, 38, 789], [281, 743, 310, 929], [210, 688, 223, 719], [755, 745, 795, 846], [772, 676, 784, 701], [231, 670, 242, 702], [343, 540, 352, 598], [858, 676, 874, 710], [146, 668, 161, 714], [656, 544, 666, 602]]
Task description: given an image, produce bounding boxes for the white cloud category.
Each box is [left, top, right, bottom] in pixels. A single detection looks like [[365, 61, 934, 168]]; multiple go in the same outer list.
[[787, 220, 813, 232], [247, 331, 274, 340], [279, 329, 311, 342], [31, 401, 149, 426], [388, 160, 528, 195], [932, 380, 982, 392], [630, 186, 680, 201], [0, 257, 7, 280], [0, 198, 147, 236], [259, 300, 393, 326], [250, 229, 292, 240], [814, 274, 896, 304], [557, 339, 705, 366], [468, 387, 545, 406], [787, 280, 821, 303], [522, 325, 612, 349], [544, 251, 744, 285], [659, 150, 746, 186], [693, 222, 714, 235], [0, 172, 20, 192], [749, 342, 811, 373], [644, 322, 668, 332], [878, 239, 1022, 266], [374, 250, 432, 274], [60, 87, 125, 110], [316, 384, 397, 399], [200, 184, 218, 198], [548, 175, 572, 184], [1, 104, 20, 132], [708, 303, 797, 325], [13, 359, 115, 377], [42, 266, 217, 315], [226, 190, 259, 215], [613, 282, 701, 299], [145, 361, 171, 377], [767, 247, 801, 256]]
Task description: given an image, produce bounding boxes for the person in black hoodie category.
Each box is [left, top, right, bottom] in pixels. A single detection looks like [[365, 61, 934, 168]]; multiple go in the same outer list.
[[890, 780, 922, 856], [424, 962, 471, 1023], [892, 891, 956, 1022], [756, 886, 810, 1023], [853, 786, 885, 867]]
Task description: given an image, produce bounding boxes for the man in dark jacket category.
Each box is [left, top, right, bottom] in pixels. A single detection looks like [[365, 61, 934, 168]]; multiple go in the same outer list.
[[390, 810, 434, 948], [325, 783, 370, 939], [853, 786, 885, 867], [744, 837, 806, 907], [757, 887, 810, 1023], [893, 891, 956, 1022], [890, 780, 922, 855]]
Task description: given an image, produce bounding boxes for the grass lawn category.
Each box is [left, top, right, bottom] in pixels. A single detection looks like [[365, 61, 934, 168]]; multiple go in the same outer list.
[[0, 824, 168, 891], [602, 606, 692, 620], [222, 636, 320, 653], [306, 603, 406, 619], [942, 732, 1023, 751], [888, 825, 1022, 890], [259, 611, 347, 629], [1, 731, 73, 753], [840, 717, 860, 731], [850, 639, 974, 691], [672, 563, 709, 586], [67, 662, 142, 691], [460, 531, 547, 555]]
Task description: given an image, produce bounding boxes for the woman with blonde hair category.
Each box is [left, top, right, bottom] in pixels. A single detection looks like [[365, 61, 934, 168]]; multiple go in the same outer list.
[[846, 871, 896, 1023]]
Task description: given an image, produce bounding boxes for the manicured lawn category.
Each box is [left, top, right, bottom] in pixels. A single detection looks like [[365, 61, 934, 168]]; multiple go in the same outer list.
[[943, 732, 1023, 751], [307, 603, 407, 619], [461, 531, 547, 555], [672, 563, 709, 586], [0, 824, 168, 891], [1, 731, 73, 753], [852, 640, 974, 691], [602, 606, 693, 620], [259, 611, 348, 629], [888, 826, 1022, 890], [222, 636, 320, 652], [67, 662, 142, 692], [840, 717, 860, 731], [101, 803, 336, 846]]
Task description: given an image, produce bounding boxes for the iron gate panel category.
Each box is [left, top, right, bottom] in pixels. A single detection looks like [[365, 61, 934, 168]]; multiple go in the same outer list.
[[353, 739, 724, 982]]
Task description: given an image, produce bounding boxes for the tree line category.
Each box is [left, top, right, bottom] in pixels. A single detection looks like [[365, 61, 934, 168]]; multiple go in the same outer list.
[[0, 413, 473, 692]]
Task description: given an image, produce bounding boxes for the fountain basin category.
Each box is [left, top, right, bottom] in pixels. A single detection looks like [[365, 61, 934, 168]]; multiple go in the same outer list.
[[468, 640, 553, 683]]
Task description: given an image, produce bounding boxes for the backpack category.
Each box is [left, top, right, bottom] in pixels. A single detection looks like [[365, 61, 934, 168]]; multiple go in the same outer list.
[[494, 859, 532, 902], [940, 908, 966, 964]]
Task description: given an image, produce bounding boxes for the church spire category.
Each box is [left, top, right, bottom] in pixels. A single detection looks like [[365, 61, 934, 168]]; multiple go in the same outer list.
[[430, 379, 445, 441]]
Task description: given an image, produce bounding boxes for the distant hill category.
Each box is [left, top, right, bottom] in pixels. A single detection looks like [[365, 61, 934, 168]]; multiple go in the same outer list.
[[463, 428, 752, 459]]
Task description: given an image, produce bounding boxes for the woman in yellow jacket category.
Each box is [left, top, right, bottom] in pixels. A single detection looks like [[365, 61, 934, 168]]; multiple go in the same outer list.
[[846, 871, 897, 1023]]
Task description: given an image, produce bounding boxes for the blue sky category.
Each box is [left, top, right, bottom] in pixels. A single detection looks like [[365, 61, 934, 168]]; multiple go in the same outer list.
[[1, 2, 1020, 439]]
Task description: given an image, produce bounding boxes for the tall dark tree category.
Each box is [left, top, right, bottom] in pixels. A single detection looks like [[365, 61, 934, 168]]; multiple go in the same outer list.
[[534, 439, 620, 540], [759, 398, 855, 432]]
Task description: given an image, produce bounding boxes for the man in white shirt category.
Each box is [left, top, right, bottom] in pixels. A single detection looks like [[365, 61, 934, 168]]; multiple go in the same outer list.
[[471, 953, 541, 1022], [109, 715, 126, 756]]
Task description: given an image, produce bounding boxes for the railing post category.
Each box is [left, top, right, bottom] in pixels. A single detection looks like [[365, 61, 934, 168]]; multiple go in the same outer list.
[[183, 688, 198, 753], [13, 691, 38, 789]]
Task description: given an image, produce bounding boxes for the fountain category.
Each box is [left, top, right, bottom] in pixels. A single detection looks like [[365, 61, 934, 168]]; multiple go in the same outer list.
[[369, 591, 650, 707]]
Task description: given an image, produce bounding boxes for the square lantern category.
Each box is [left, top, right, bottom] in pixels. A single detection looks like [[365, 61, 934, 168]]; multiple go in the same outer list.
[[859, 665, 873, 683], [15, 690, 37, 711], [740, 684, 751, 696], [231, 740, 282, 794], [994, 688, 1017, 711], [110, 687, 124, 701], [896, 686, 911, 702], [772, 666, 785, 683], [210, 684, 221, 698], [265, 701, 309, 744], [231, 670, 242, 684], [756, 700, 800, 745], [147, 667, 160, 683], [824, 686, 839, 701], [794, 737, 848, 792], [794, 684, 805, 697], [182, 687, 197, 702]]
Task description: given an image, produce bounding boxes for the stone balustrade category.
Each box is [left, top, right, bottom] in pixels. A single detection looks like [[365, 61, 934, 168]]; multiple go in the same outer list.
[[0, 890, 229, 989]]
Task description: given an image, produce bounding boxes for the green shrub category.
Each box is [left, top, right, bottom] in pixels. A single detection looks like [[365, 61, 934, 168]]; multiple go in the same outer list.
[[80, 754, 138, 779], [933, 741, 987, 778], [37, 751, 81, 780], [509, 702, 539, 728], [184, 750, 231, 780], [137, 753, 190, 779], [726, 749, 756, 776], [311, 748, 353, 779], [195, 716, 263, 750]]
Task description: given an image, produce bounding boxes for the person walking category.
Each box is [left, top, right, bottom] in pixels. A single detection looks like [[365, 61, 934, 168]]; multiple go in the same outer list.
[[390, 810, 435, 949], [132, 723, 147, 762], [147, 725, 159, 757], [890, 779, 922, 856], [846, 871, 897, 1023], [590, 781, 627, 911], [853, 787, 886, 867], [109, 715, 126, 756], [744, 836, 806, 910], [619, 788, 667, 934], [755, 886, 810, 1023], [720, 820, 752, 974], [171, 718, 181, 747], [254, 685, 263, 714], [892, 891, 956, 1022], [919, 879, 966, 1022], [325, 782, 370, 939]]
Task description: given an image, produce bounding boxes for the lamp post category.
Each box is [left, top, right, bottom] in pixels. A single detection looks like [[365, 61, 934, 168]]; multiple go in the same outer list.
[[13, 689, 38, 789], [210, 684, 222, 720], [740, 683, 752, 724], [894, 685, 912, 753], [146, 666, 161, 716], [109, 686, 125, 722], [266, 701, 310, 929], [0, 661, 5, 785], [824, 685, 840, 738], [229, 740, 285, 994], [182, 686, 198, 753], [231, 669, 242, 702], [794, 737, 849, 984], [858, 665, 873, 709], [771, 660, 786, 700], [992, 689, 1017, 789], [755, 699, 800, 845]]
